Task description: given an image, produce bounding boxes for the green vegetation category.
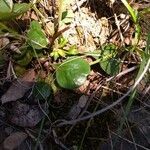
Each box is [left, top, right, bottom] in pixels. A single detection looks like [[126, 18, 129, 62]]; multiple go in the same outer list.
[[0, 0, 150, 149]]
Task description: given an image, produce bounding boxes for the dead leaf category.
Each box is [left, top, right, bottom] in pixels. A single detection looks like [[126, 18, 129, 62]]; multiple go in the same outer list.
[[31, 11, 38, 20], [2, 132, 28, 150], [68, 95, 88, 119], [0, 38, 10, 48], [67, 105, 81, 120], [1, 69, 36, 104], [78, 95, 88, 108], [9, 102, 48, 127]]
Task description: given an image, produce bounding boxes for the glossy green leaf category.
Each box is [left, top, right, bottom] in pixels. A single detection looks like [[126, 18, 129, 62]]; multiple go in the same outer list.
[[32, 82, 51, 100], [0, 3, 31, 21], [27, 21, 48, 50], [100, 58, 120, 76], [56, 57, 90, 89]]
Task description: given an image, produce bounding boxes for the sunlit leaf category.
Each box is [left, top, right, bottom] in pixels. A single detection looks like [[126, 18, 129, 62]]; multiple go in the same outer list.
[[50, 51, 59, 60], [4, 0, 13, 10], [61, 10, 74, 24], [0, 0, 12, 13], [27, 21, 48, 50], [13, 3, 31, 15], [57, 49, 66, 57], [56, 57, 90, 89], [58, 36, 68, 48], [67, 45, 78, 55]]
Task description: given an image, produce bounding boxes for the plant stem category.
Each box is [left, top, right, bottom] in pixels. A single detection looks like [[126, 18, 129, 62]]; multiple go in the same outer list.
[[89, 59, 101, 66], [33, 5, 45, 20], [57, 0, 63, 30], [121, 0, 137, 23]]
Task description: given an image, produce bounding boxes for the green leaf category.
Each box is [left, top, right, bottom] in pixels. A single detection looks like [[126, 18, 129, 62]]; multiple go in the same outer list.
[[0, 22, 20, 37], [0, 0, 12, 13], [101, 43, 117, 61], [121, 0, 137, 23], [13, 47, 28, 60], [67, 45, 78, 55], [3, 0, 13, 10], [13, 46, 34, 67], [99, 44, 119, 75], [14, 65, 26, 76], [27, 21, 48, 50], [56, 57, 90, 89], [135, 32, 150, 81], [57, 49, 66, 57], [16, 51, 33, 66], [58, 36, 68, 48], [0, 3, 31, 21], [61, 10, 74, 24], [32, 81, 51, 100], [50, 51, 59, 60], [100, 58, 120, 76], [13, 3, 31, 15]]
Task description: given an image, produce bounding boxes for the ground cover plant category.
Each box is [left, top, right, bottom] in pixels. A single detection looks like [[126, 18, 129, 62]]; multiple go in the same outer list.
[[0, 0, 150, 149]]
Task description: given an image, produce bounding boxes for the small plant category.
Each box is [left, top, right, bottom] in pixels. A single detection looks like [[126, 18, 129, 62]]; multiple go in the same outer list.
[[50, 36, 78, 60], [27, 20, 48, 50], [0, 0, 148, 91], [1, 0, 150, 149], [99, 44, 120, 76]]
